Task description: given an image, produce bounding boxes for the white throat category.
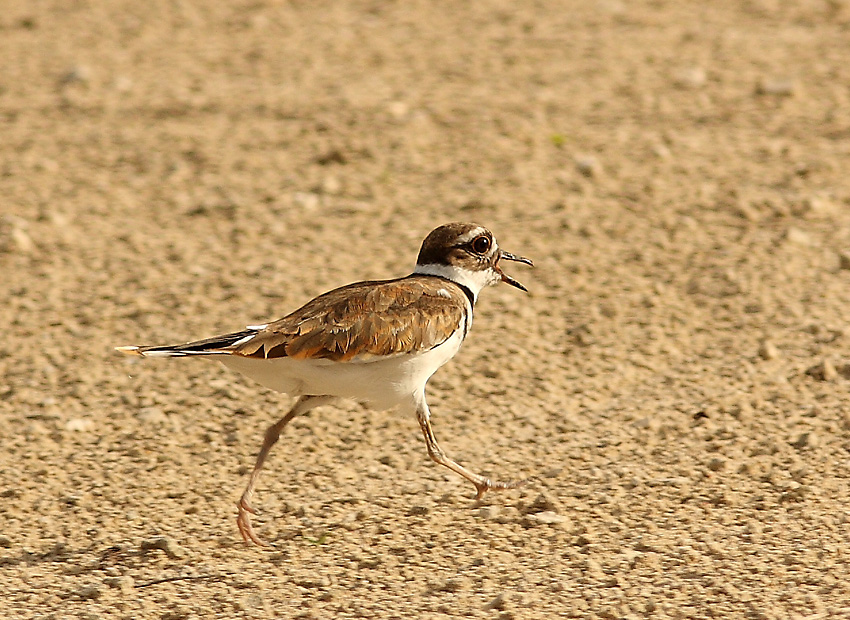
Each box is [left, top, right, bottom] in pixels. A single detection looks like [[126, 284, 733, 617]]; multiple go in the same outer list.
[[413, 263, 496, 302]]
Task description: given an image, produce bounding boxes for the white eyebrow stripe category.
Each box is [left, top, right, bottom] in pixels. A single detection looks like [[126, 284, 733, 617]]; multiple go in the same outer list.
[[453, 227, 487, 245], [437, 289, 452, 298]]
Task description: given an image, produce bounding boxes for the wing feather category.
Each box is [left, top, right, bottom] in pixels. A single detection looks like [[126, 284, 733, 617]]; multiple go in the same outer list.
[[234, 277, 468, 362]]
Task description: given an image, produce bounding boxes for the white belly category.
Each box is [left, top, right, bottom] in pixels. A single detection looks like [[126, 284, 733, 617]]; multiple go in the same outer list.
[[219, 328, 464, 410]]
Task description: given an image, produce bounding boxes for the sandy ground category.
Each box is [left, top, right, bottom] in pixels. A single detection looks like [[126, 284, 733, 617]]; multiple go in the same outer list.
[[3, 0, 850, 618]]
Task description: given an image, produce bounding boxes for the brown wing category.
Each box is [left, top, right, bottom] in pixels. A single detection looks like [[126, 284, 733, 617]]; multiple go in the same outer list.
[[233, 276, 469, 362]]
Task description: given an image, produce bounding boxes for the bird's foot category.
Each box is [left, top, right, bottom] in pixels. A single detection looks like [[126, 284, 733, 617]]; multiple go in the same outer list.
[[472, 476, 530, 501], [236, 496, 271, 547]]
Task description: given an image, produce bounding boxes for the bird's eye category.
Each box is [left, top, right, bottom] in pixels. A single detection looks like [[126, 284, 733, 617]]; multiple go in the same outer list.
[[470, 235, 491, 254]]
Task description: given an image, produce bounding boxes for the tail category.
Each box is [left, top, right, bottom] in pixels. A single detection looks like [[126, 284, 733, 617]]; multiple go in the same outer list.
[[115, 329, 257, 358]]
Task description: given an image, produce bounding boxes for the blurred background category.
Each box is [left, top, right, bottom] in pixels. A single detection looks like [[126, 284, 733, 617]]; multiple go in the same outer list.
[[2, 1, 850, 617]]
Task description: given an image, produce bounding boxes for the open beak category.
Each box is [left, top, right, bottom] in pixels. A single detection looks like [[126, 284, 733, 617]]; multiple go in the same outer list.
[[495, 250, 534, 292]]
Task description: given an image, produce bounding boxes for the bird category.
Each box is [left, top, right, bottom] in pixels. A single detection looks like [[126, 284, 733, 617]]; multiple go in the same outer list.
[[116, 222, 533, 546]]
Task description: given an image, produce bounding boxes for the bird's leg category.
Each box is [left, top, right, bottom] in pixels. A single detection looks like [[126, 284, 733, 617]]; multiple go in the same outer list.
[[236, 395, 336, 547], [413, 392, 527, 500]]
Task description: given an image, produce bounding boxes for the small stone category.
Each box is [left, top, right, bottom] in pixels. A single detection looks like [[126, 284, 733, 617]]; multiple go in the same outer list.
[[293, 192, 320, 211], [65, 418, 94, 432], [478, 505, 501, 520], [673, 66, 706, 89], [734, 200, 761, 221], [59, 65, 91, 86], [785, 227, 812, 246], [11, 227, 34, 253], [584, 558, 605, 578], [838, 251, 850, 271], [798, 195, 836, 217], [438, 577, 468, 592], [707, 458, 726, 472], [104, 575, 135, 593], [524, 492, 560, 514], [652, 143, 671, 159], [321, 175, 342, 195], [0, 535, 11, 548], [758, 341, 780, 360], [407, 505, 429, 516], [71, 585, 101, 600], [140, 536, 186, 559], [791, 432, 818, 450], [575, 534, 594, 547], [0, 217, 34, 254], [387, 101, 410, 120], [486, 593, 507, 610], [525, 511, 567, 526], [756, 78, 796, 97], [574, 155, 601, 178], [137, 407, 166, 424], [806, 360, 838, 382]]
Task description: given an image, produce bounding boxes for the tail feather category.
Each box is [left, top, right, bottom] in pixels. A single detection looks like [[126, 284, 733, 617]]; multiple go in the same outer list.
[[115, 330, 255, 358]]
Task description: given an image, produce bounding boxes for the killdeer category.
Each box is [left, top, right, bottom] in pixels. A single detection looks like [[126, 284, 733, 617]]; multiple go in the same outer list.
[[117, 222, 533, 546]]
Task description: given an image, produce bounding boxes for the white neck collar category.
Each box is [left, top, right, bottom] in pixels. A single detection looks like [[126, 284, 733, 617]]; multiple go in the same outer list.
[[413, 263, 496, 303]]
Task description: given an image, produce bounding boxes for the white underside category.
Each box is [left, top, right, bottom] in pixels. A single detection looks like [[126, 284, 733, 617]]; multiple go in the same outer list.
[[219, 325, 465, 410]]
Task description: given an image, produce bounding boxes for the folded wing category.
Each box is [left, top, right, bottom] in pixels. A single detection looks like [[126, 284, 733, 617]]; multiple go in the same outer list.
[[234, 277, 468, 362]]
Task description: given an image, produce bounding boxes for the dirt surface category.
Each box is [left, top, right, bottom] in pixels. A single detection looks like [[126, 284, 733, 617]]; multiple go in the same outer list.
[[3, 1, 850, 618]]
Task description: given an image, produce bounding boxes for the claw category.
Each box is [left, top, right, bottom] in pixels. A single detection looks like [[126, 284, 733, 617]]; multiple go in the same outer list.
[[236, 497, 271, 547], [473, 477, 529, 500]]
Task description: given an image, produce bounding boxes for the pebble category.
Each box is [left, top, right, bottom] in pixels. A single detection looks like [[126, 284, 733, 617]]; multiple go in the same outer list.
[[407, 505, 429, 516], [140, 536, 186, 559], [524, 492, 560, 514], [321, 175, 342, 195], [438, 577, 468, 592], [0, 535, 11, 548], [758, 340, 780, 360], [387, 100, 410, 120], [137, 407, 166, 424], [478, 505, 501, 520], [11, 227, 34, 253], [798, 195, 836, 217], [59, 65, 91, 86], [293, 192, 320, 211], [785, 227, 812, 246], [806, 360, 838, 382], [574, 155, 601, 178], [104, 575, 135, 593], [839, 251, 850, 271], [756, 78, 796, 97], [631, 416, 652, 429], [486, 593, 508, 610], [791, 432, 819, 450], [673, 66, 706, 89], [652, 143, 672, 159], [71, 585, 101, 600], [65, 418, 94, 432], [0, 217, 34, 254], [525, 511, 567, 526], [707, 457, 726, 472], [734, 200, 761, 222]]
